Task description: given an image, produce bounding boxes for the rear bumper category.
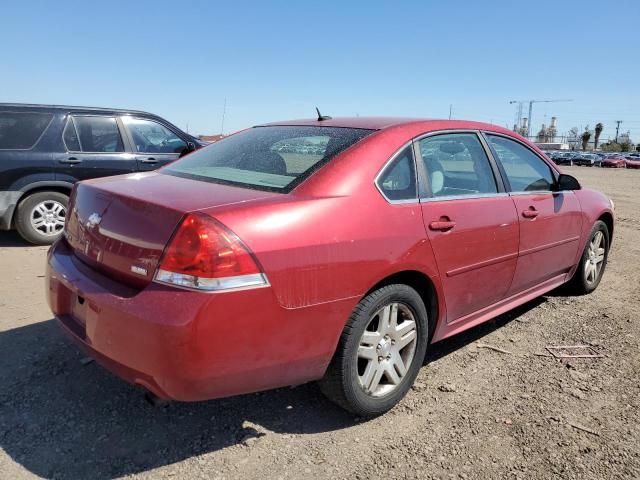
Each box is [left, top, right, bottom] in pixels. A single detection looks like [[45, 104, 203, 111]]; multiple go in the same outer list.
[[46, 239, 352, 401]]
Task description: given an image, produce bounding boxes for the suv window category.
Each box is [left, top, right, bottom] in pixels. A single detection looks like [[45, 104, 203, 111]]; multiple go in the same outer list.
[[122, 117, 187, 154], [72, 116, 124, 153], [377, 146, 416, 201], [62, 117, 81, 151], [486, 135, 555, 192], [164, 126, 374, 192], [418, 133, 497, 197], [0, 111, 53, 149]]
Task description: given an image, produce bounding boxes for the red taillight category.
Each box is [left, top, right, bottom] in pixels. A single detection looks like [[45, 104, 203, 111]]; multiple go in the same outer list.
[[155, 213, 267, 291]]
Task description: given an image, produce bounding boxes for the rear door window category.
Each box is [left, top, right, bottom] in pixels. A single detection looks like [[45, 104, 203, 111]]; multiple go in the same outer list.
[[72, 116, 124, 153], [0, 111, 53, 149], [418, 133, 497, 197]]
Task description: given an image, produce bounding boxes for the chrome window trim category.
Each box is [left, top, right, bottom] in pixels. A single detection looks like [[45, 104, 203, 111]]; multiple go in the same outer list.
[[508, 190, 556, 196], [419, 192, 510, 203], [62, 116, 80, 153], [374, 140, 419, 204], [413, 128, 484, 143]]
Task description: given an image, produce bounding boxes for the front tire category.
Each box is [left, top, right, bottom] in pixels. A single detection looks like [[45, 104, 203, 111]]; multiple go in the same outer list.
[[15, 191, 68, 245], [319, 284, 428, 417], [566, 220, 610, 295]]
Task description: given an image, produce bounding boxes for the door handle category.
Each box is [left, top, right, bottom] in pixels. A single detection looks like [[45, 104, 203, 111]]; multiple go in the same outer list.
[[136, 156, 157, 164], [60, 157, 82, 164], [522, 208, 539, 219], [429, 220, 456, 231]]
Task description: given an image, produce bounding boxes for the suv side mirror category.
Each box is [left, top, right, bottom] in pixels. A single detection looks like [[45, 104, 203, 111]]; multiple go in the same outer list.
[[556, 173, 581, 191], [187, 141, 196, 152]]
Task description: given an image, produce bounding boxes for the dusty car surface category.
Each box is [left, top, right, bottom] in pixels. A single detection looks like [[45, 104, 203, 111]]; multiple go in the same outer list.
[[46, 117, 614, 416]]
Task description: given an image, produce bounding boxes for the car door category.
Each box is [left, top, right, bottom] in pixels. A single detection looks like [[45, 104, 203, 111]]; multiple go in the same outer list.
[[484, 133, 583, 295], [417, 132, 519, 322], [54, 114, 137, 182], [120, 116, 189, 171]]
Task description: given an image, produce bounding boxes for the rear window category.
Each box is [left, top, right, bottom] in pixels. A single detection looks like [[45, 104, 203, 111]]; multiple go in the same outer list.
[[163, 126, 374, 192], [0, 111, 53, 149]]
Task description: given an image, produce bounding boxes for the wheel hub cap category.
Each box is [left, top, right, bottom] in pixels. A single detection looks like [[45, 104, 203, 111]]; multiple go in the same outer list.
[[377, 337, 392, 358]]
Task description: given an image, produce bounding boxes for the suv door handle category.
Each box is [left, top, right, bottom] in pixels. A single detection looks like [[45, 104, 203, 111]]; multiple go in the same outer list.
[[136, 156, 157, 164], [429, 219, 456, 231], [522, 208, 539, 219], [59, 157, 82, 164]]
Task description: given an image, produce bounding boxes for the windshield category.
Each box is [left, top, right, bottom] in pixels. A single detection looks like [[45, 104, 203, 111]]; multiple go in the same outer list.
[[163, 125, 375, 192]]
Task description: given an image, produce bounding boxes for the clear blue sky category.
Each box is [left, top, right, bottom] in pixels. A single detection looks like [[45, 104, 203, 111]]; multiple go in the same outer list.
[[2, 0, 639, 142]]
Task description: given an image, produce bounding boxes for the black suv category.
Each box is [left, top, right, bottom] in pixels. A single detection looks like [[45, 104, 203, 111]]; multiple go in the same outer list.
[[0, 104, 205, 244]]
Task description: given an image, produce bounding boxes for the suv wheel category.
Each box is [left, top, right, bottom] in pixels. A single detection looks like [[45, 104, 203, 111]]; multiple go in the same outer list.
[[319, 284, 428, 416], [15, 191, 68, 245]]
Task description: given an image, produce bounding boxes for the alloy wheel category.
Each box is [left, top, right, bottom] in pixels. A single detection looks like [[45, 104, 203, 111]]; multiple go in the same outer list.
[[357, 302, 418, 397], [584, 230, 605, 285], [30, 200, 66, 236]]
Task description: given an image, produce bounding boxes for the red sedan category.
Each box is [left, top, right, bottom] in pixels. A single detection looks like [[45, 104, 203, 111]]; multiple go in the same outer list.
[[601, 155, 627, 168], [46, 118, 614, 416], [625, 156, 640, 169]]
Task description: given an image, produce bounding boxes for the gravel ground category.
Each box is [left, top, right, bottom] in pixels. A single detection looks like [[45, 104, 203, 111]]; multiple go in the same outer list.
[[0, 166, 638, 480]]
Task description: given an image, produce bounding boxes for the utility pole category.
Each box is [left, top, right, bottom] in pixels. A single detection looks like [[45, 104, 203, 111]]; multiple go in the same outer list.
[[220, 97, 227, 135], [449, 104, 453, 120], [615, 120, 622, 143]]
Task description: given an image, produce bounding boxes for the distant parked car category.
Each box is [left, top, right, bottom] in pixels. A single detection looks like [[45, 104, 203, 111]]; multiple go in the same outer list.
[[601, 154, 626, 168], [0, 103, 205, 244], [624, 156, 640, 169], [553, 152, 577, 165], [573, 153, 600, 167]]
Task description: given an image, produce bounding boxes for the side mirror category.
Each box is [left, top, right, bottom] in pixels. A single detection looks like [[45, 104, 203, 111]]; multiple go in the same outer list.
[[556, 173, 581, 191], [187, 141, 196, 152]]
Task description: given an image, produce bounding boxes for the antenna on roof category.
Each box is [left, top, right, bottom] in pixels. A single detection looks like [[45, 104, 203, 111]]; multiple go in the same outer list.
[[315, 107, 332, 121]]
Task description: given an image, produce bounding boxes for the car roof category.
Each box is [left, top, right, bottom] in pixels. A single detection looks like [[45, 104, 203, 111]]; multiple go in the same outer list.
[[259, 117, 514, 134], [0, 102, 153, 116]]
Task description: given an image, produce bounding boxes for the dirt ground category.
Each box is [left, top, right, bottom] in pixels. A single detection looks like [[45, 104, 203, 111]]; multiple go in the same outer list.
[[0, 166, 638, 480]]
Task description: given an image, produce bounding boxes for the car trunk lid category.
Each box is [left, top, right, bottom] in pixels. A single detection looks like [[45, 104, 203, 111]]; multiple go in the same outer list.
[[65, 171, 278, 288]]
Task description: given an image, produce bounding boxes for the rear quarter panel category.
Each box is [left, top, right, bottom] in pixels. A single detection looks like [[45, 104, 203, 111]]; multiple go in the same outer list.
[[202, 127, 443, 312], [572, 188, 614, 265]]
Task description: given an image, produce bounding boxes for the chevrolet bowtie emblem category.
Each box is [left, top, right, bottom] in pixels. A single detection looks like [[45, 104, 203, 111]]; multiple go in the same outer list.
[[86, 212, 102, 228]]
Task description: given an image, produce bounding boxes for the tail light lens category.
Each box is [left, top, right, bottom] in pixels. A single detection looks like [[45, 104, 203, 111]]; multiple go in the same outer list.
[[155, 213, 268, 292]]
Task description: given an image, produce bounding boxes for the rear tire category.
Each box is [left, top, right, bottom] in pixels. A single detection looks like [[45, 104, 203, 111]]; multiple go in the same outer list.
[[15, 191, 68, 245], [566, 220, 609, 295], [319, 284, 428, 417]]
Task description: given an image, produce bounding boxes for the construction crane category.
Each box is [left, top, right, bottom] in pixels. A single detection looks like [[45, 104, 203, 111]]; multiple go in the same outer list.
[[510, 99, 573, 137]]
